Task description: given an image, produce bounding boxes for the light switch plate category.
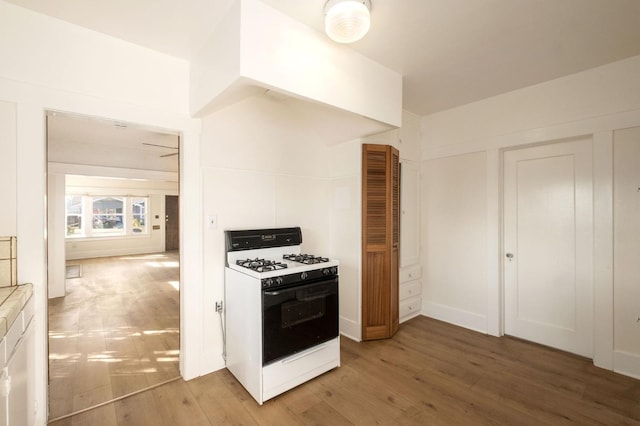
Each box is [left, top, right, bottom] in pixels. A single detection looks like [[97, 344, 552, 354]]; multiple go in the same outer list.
[[207, 214, 217, 230]]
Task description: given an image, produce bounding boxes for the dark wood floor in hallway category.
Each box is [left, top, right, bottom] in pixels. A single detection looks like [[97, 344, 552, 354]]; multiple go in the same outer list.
[[49, 314, 640, 425], [48, 252, 180, 422]]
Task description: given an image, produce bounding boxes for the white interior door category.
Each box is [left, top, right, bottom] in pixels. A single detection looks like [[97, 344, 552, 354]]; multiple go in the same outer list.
[[504, 138, 593, 357]]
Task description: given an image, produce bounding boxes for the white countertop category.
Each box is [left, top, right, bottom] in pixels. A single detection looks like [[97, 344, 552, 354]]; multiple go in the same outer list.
[[0, 284, 33, 339]]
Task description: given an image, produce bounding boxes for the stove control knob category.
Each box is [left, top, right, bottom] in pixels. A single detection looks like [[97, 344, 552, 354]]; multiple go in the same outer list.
[[275, 277, 283, 286], [300, 272, 308, 280], [323, 267, 338, 275], [264, 278, 274, 287]]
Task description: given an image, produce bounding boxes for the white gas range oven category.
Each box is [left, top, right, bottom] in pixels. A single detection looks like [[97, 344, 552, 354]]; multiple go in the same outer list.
[[224, 227, 340, 405]]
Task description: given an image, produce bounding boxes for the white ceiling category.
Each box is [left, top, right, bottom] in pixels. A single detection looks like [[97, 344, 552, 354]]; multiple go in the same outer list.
[[47, 112, 180, 174], [10, 0, 640, 171], [6, 0, 640, 116]]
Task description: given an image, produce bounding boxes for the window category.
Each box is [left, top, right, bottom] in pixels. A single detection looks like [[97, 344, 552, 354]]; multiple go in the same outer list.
[[65, 195, 150, 239], [132, 198, 147, 233], [92, 197, 124, 236], [65, 196, 83, 236]]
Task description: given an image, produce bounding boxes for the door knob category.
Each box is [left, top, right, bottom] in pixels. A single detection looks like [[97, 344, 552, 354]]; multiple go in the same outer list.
[[506, 253, 514, 261]]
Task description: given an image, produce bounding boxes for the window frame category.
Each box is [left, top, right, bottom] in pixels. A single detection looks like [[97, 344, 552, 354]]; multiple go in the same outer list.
[[131, 197, 148, 235], [65, 194, 151, 239], [91, 196, 125, 237], [65, 195, 84, 237]]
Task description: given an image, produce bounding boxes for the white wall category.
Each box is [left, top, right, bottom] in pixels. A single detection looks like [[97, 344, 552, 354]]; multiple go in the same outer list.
[[0, 3, 188, 113], [328, 139, 362, 340], [613, 126, 640, 378], [422, 152, 488, 332], [47, 173, 66, 299], [189, 0, 243, 116], [420, 54, 640, 377], [422, 55, 640, 159], [0, 2, 200, 424], [199, 94, 342, 370], [0, 101, 16, 237]]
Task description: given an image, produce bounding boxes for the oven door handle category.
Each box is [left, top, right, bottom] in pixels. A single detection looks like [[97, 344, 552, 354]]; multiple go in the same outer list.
[[263, 289, 333, 299], [299, 294, 329, 301]]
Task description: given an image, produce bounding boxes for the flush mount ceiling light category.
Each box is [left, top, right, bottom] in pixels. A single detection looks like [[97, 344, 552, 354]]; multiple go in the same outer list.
[[324, 0, 371, 44]]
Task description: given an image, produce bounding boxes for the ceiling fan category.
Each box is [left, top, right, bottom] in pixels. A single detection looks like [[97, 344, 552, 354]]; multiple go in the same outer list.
[[142, 142, 179, 157]]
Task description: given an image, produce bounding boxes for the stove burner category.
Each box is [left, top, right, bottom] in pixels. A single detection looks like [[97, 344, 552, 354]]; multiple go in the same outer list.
[[283, 254, 330, 265], [236, 258, 288, 272]]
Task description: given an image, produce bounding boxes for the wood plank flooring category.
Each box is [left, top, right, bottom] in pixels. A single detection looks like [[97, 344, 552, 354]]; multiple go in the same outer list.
[[48, 252, 180, 421], [49, 315, 640, 425]]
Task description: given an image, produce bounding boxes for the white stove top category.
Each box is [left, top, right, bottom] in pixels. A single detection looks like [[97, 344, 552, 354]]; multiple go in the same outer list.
[[226, 246, 338, 280]]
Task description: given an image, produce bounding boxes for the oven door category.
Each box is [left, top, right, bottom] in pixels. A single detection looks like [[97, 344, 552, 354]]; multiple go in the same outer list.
[[262, 277, 338, 365]]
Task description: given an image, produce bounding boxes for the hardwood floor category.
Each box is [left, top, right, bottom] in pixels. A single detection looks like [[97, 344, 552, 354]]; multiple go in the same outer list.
[[49, 315, 640, 425], [48, 252, 180, 421]]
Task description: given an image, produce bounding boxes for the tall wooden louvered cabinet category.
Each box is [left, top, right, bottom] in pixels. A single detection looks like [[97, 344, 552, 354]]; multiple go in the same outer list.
[[361, 144, 400, 340]]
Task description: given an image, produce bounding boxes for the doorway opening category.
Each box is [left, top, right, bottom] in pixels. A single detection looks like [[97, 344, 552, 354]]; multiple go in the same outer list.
[[45, 111, 181, 421]]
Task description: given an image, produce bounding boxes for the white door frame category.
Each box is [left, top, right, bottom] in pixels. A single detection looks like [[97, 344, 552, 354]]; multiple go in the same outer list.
[[503, 138, 594, 357], [494, 134, 614, 370], [13, 101, 202, 425]]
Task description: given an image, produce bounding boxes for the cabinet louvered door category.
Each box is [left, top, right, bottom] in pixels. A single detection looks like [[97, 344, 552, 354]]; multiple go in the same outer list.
[[362, 144, 400, 340], [390, 148, 400, 336]]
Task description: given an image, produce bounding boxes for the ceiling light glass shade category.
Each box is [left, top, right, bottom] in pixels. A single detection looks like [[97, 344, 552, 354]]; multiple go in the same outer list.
[[324, 0, 371, 44]]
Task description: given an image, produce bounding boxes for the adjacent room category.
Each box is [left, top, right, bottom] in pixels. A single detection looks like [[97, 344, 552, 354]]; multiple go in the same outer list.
[[45, 112, 181, 420]]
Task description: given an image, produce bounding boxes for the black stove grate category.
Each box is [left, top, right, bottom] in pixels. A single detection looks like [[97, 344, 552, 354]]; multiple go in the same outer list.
[[283, 254, 330, 265], [236, 258, 288, 272]]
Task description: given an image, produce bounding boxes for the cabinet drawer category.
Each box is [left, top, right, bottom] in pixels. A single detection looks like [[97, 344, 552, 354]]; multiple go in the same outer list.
[[263, 338, 340, 402], [400, 280, 421, 301], [399, 295, 421, 321], [400, 265, 421, 283]]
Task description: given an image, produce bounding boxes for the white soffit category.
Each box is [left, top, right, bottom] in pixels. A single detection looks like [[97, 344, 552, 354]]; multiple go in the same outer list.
[[191, 0, 402, 132]]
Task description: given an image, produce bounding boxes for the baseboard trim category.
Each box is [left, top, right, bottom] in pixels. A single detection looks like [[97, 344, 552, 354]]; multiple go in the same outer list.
[[613, 350, 640, 380], [339, 316, 361, 342], [422, 301, 488, 334]]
